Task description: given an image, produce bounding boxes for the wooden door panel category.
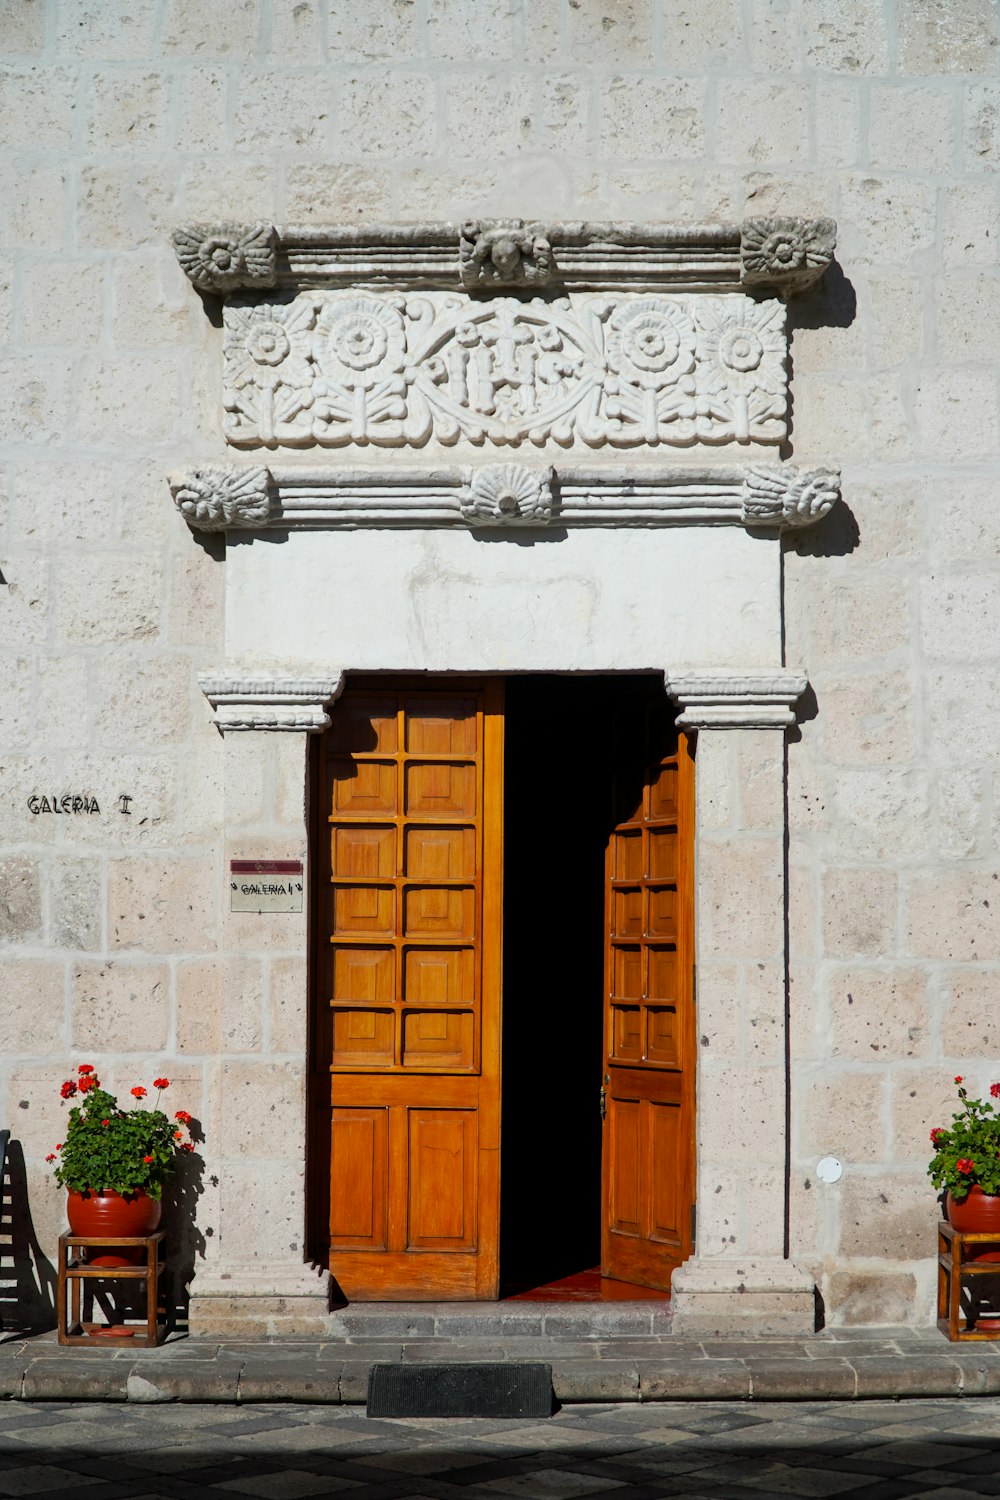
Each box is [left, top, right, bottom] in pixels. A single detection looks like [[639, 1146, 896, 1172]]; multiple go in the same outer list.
[[608, 1098, 642, 1237], [329, 1108, 388, 1250], [649, 1100, 682, 1244], [332, 947, 395, 1003], [407, 1109, 477, 1249], [331, 1008, 394, 1068], [602, 699, 694, 1293], [404, 947, 474, 1004], [401, 1009, 474, 1068], [321, 680, 502, 1300]]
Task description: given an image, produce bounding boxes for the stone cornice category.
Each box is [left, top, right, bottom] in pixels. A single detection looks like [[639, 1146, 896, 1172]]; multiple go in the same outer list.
[[665, 669, 809, 730], [169, 462, 839, 535], [171, 217, 835, 297], [199, 673, 344, 732]]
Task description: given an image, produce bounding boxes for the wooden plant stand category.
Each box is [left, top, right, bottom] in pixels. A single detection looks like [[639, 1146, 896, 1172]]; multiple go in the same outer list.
[[57, 1231, 167, 1347], [937, 1221, 1000, 1341]]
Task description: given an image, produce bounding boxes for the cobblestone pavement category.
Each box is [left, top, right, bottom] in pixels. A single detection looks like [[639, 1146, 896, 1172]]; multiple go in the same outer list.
[[3, 1397, 1000, 1498]]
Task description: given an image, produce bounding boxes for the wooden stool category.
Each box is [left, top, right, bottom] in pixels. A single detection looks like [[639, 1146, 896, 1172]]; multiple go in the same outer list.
[[57, 1231, 167, 1347], [937, 1221, 1000, 1341]]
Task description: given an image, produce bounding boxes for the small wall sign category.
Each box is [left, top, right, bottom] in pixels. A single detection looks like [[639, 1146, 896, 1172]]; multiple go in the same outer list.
[[230, 859, 304, 913]]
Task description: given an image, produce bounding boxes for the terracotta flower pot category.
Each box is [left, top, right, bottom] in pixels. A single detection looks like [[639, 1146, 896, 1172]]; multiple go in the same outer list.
[[946, 1186, 1000, 1261], [66, 1189, 161, 1266]]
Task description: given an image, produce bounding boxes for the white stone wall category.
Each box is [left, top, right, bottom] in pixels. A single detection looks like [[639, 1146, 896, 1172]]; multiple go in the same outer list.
[[2, 0, 999, 1327]]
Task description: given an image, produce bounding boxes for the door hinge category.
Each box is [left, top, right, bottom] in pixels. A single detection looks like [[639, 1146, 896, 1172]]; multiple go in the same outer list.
[[690, 1201, 697, 1247], [599, 1085, 607, 1122]]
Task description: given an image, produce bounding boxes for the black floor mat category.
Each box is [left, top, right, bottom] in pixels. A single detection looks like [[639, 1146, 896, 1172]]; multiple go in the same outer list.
[[366, 1361, 554, 1418]]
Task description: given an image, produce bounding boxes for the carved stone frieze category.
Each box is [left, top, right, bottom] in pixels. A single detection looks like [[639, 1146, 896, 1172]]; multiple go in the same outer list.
[[221, 291, 787, 451], [459, 463, 554, 525], [169, 465, 271, 531], [740, 217, 836, 294], [199, 673, 344, 732], [742, 464, 841, 528], [665, 669, 809, 730], [172, 222, 278, 295], [459, 220, 554, 290], [171, 218, 835, 295], [168, 461, 837, 534]]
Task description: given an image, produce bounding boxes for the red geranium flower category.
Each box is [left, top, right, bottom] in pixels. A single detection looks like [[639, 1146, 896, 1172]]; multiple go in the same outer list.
[[957, 1157, 975, 1174], [78, 1075, 98, 1093], [55, 1143, 61, 1150], [60, 1080, 77, 1099], [143, 1155, 153, 1164], [955, 1075, 964, 1085], [174, 1130, 183, 1139], [131, 1086, 147, 1098], [181, 1142, 195, 1153], [77, 1064, 94, 1075], [153, 1077, 170, 1090], [930, 1129, 946, 1145], [45, 1153, 56, 1163], [175, 1110, 192, 1124], [101, 1119, 109, 1127], [991, 1083, 1000, 1099]]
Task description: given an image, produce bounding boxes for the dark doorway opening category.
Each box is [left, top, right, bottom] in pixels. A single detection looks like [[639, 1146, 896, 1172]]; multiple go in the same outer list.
[[500, 674, 664, 1297]]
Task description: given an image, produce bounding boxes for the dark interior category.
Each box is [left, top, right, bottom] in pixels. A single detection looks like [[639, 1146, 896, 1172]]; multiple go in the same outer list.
[[499, 674, 660, 1294]]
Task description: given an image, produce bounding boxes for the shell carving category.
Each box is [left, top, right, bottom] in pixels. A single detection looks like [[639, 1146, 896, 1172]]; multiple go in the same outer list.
[[459, 464, 554, 525]]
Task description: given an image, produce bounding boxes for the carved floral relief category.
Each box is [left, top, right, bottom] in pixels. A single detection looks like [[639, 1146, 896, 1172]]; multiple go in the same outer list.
[[221, 291, 788, 451]]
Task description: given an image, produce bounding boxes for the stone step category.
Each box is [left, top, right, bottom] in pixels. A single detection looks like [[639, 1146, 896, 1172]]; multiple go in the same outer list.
[[326, 1300, 674, 1341]]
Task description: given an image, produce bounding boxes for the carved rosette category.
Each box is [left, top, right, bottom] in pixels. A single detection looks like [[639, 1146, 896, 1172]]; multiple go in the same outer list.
[[740, 217, 836, 293], [742, 465, 841, 528], [459, 464, 554, 525], [695, 299, 787, 443], [224, 300, 315, 446], [172, 222, 278, 295], [169, 465, 272, 531], [221, 291, 787, 450], [459, 220, 554, 290]]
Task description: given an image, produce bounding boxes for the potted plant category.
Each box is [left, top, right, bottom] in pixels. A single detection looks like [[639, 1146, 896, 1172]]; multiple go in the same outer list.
[[48, 1065, 196, 1265], [928, 1075, 1000, 1237]]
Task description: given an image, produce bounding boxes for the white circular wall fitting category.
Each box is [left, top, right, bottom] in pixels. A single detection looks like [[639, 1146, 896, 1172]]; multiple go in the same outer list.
[[816, 1156, 843, 1184]]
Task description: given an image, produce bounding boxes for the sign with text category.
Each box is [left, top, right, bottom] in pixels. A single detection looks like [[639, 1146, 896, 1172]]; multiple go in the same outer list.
[[230, 859, 304, 913]]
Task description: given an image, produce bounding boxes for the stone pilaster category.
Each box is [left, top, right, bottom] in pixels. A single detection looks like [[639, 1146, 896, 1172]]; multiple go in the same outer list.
[[665, 671, 816, 1335], [187, 677, 339, 1336]]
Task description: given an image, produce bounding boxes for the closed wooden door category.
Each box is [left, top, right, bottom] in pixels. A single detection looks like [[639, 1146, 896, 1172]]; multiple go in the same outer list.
[[601, 696, 695, 1291], [318, 679, 503, 1300]]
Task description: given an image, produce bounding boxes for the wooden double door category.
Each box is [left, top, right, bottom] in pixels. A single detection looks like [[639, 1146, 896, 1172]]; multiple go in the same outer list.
[[313, 676, 694, 1300]]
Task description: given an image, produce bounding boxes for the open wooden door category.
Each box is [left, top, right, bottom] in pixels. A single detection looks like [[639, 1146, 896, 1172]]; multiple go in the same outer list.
[[601, 694, 695, 1291], [318, 678, 502, 1300]]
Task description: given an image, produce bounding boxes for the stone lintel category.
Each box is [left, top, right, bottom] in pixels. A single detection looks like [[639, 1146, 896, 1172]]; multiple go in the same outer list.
[[200, 673, 345, 732], [670, 1258, 817, 1337], [665, 669, 809, 730], [171, 217, 835, 296]]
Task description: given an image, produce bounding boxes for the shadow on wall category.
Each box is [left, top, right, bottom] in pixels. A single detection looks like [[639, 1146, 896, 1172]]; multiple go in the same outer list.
[[0, 1139, 57, 1337], [160, 1147, 208, 1332], [781, 259, 862, 560]]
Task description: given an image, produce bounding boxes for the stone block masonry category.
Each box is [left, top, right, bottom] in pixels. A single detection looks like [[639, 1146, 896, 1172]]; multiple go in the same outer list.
[[2, 0, 1000, 1334]]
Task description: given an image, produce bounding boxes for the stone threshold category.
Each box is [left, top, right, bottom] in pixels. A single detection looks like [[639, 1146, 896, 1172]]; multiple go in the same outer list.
[[3, 1327, 1000, 1405]]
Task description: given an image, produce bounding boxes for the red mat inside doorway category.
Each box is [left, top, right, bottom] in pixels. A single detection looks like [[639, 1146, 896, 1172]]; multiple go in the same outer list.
[[504, 1266, 670, 1302]]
